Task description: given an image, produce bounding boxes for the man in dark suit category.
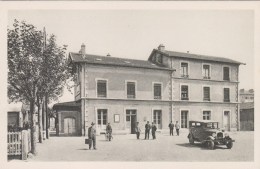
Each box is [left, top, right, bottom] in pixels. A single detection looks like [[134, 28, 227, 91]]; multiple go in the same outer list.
[[88, 122, 97, 150], [151, 122, 157, 139], [168, 121, 174, 136], [145, 121, 151, 139]]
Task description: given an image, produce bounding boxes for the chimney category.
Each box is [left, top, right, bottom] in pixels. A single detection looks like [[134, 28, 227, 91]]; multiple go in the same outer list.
[[158, 44, 165, 51], [79, 43, 86, 55], [107, 53, 111, 57]]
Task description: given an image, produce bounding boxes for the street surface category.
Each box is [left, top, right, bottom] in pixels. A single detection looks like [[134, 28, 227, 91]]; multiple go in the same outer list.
[[20, 131, 254, 161]]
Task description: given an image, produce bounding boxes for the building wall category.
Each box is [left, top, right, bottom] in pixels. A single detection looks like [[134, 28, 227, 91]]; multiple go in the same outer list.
[[85, 99, 170, 134], [240, 108, 254, 131], [83, 64, 171, 101], [173, 102, 237, 130], [58, 111, 81, 136]]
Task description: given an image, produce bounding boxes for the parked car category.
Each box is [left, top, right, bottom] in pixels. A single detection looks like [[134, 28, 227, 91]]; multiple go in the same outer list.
[[187, 120, 235, 150]]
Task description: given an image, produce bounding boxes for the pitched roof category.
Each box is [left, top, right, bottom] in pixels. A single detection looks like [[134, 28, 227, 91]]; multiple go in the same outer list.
[[240, 102, 254, 110], [53, 101, 80, 109], [153, 49, 244, 65], [69, 52, 174, 71]]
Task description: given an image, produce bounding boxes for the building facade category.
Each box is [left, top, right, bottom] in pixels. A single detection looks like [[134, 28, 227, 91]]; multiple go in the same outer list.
[[239, 89, 254, 103], [65, 44, 243, 136]]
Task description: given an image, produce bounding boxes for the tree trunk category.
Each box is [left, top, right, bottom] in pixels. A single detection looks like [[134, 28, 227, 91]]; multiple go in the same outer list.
[[42, 98, 46, 140], [30, 100, 37, 155], [38, 102, 43, 143], [45, 94, 49, 139]]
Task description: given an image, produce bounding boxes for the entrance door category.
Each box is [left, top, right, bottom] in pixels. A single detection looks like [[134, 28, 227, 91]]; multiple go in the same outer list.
[[181, 111, 188, 128], [64, 117, 76, 135], [97, 109, 107, 131], [223, 111, 230, 131], [126, 110, 137, 134], [153, 110, 162, 129]]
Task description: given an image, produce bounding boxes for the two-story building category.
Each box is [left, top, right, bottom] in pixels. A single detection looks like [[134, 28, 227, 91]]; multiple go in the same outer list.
[[54, 44, 244, 136]]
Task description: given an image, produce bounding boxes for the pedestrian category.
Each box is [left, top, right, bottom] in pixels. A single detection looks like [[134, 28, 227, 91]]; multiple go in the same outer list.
[[135, 122, 141, 139], [151, 122, 157, 139], [168, 121, 174, 136], [88, 122, 97, 150], [106, 122, 113, 141], [175, 121, 180, 136], [145, 121, 151, 139]]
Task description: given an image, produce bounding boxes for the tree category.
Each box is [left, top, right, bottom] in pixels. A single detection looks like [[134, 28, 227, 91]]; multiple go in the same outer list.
[[8, 19, 68, 154]]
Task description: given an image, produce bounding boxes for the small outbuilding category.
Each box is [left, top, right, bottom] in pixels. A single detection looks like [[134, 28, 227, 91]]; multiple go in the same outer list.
[[240, 102, 254, 131]]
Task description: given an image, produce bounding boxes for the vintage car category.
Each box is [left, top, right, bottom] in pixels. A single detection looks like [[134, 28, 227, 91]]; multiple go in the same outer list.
[[187, 120, 235, 150]]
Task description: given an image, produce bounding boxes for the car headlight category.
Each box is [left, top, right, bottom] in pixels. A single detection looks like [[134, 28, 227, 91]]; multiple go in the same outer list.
[[212, 133, 216, 137]]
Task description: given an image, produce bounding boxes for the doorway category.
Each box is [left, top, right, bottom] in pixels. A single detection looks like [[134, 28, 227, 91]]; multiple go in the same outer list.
[[223, 111, 230, 131], [97, 109, 108, 131], [64, 117, 76, 135], [181, 110, 188, 128], [126, 109, 137, 134]]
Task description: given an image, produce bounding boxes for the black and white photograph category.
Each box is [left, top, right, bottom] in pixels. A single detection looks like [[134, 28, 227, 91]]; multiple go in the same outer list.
[[1, 1, 259, 169]]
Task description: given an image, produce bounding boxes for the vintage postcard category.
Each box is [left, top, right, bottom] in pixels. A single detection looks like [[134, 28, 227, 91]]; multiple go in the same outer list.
[[0, 1, 259, 169]]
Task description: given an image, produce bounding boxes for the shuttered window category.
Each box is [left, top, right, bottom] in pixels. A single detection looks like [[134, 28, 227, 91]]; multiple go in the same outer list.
[[127, 82, 136, 99], [203, 87, 210, 101], [224, 88, 230, 102], [154, 83, 162, 99], [223, 67, 230, 81], [97, 80, 107, 98]]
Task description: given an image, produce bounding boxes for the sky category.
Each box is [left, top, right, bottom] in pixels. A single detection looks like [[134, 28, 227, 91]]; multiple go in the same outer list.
[[8, 10, 254, 103]]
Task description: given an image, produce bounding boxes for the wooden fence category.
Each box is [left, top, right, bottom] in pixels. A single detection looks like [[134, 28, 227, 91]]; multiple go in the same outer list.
[[7, 130, 31, 160]]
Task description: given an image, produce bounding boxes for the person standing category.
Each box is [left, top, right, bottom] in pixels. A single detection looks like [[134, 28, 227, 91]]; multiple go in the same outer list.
[[151, 122, 157, 139], [106, 122, 112, 141], [168, 121, 174, 136], [135, 122, 141, 139], [145, 121, 151, 139], [175, 121, 180, 136], [88, 122, 97, 150]]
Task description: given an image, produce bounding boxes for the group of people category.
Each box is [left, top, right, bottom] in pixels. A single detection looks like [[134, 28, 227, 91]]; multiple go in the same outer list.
[[87, 122, 113, 150], [87, 120, 181, 150], [135, 121, 157, 140], [135, 120, 180, 140]]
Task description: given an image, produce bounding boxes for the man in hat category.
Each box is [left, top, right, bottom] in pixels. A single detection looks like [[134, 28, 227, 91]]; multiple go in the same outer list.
[[151, 122, 157, 139], [88, 122, 97, 150], [145, 121, 151, 139], [168, 121, 174, 136]]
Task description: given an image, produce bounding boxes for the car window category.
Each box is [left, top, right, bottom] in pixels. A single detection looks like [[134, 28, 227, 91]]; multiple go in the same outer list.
[[196, 123, 201, 127]]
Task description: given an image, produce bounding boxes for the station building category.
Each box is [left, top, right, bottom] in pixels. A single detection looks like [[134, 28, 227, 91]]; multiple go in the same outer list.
[[53, 44, 244, 136]]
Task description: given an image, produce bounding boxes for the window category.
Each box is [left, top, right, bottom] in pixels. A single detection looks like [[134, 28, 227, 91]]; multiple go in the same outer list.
[[154, 83, 162, 99], [224, 88, 230, 102], [203, 111, 211, 120], [156, 55, 163, 64], [97, 109, 107, 129], [153, 110, 162, 129], [203, 87, 210, 101], [203, 64, 210, 79], [181, 111, 188, 128], [181, 62, 189, 77], [223, 67, 230, 81], [97, 80, 107, 98], [127, 82, 136, 99], [181, 85, 189, 100]]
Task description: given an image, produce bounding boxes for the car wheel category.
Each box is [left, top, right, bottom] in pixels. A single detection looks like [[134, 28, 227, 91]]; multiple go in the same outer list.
[[189, 135, 194, 144], [207, 140, 215, 150], [226, 141, 233, 149]]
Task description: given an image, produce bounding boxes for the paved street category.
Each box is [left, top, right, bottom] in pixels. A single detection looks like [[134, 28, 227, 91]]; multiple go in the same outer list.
[[24, 131, 253, 162]]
